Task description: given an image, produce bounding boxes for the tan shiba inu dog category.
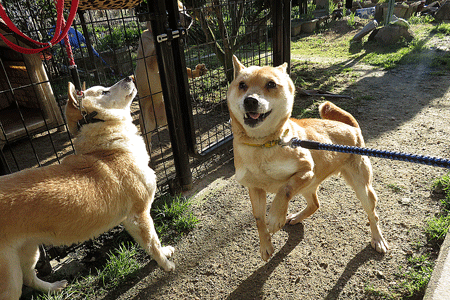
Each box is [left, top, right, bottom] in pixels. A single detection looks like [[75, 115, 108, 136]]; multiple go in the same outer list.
[[227, 56, 389, 261], [0, 77, 175, 300]]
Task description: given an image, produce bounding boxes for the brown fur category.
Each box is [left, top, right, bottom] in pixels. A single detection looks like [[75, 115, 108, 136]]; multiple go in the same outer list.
[[0, 77, 175, 300], [319, 101, 359, 128], [227, 56, 389, 261]]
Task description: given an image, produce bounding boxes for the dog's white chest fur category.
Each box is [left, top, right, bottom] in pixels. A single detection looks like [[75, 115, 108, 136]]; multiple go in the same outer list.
[[235, 149, 301, 192]]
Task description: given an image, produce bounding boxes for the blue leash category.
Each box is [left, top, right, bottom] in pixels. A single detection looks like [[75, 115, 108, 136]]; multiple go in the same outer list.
[[283, 138, 450, 169]]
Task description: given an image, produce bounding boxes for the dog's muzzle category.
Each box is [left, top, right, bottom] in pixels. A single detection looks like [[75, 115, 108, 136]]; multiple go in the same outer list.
[[243, 97, 272, 127], [126, 75, 135, 83], [243, 97, 259, 112]]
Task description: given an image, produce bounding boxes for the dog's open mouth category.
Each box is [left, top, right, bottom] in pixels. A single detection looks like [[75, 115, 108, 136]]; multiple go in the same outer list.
[[244, 110, 272, 127]]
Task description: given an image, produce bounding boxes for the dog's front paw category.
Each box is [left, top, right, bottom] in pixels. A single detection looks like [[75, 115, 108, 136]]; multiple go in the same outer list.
[[267, 211, 287, 234], [162, 260, 176, 272], [161, 246, 175, 258], [371, 237, 389, 254], [50, 280, 68, 292], [157, 246, 175, 272], [260, 239, 274, 261]]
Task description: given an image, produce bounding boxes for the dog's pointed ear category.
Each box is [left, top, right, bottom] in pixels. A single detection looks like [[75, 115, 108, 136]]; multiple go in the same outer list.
[[276, 62, 288, 74], [68, 82, 78, 107], [66, 82, 83, 136], [232, 55, 245, 79]]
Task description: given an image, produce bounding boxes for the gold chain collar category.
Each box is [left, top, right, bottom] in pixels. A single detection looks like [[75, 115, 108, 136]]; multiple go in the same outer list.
[[243, 129, 290, 148]]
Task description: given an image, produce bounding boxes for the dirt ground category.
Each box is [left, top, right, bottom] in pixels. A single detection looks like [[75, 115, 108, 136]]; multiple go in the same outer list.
[[83, 23, 450, 300]]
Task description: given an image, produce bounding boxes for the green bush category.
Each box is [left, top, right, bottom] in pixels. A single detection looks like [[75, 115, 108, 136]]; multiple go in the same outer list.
[[96, 26, 141, 52]]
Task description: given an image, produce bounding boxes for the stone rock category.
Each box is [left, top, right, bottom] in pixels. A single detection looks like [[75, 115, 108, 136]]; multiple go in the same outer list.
[[400, 197, 412, 205], [353, 20, 378, 41], [374, 24, 414, 45], [435, 1, 450, 21], [374, 270, 385, 279]]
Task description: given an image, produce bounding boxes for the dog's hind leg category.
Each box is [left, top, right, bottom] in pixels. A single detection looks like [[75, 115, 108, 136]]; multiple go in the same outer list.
[[123, 210, 175, 272], [0, 249, 23, 300], [20, 243, 67, 293], [249, 187, 273, 261], [341, 157, 389, 253]]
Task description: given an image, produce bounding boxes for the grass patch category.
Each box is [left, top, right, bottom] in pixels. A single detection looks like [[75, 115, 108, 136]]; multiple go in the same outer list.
[[291, 19, 438, 69], [365, 173, 450, 299], [361, 37, 431, 70], [293, 19, 441, 72], [432, 173, 450, 196], [409, 15, 435, 25], [431, 22, 450, 36], [152, 194, 200, 243], [431, 53, 450, 71], [347, 12, 357, 28], [395, 173, 450, 298], [387, 183, 405, 193], [292, 101, 321, 119], [97, 242, 142, 289], [365, 252, 435, 300], [427, 173, 450, 244], [398, 254, 434, 298], [426, 215, 450, 244], [365, 250, 435, 299], [356, 95, 375, 101], [33, 242, 142, 299]]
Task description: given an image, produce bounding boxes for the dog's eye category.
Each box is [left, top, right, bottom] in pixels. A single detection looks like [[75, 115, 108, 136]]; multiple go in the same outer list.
[[102, 90, 110, 95], [238, 82, 247, 90], [266, 81, 277, 89]]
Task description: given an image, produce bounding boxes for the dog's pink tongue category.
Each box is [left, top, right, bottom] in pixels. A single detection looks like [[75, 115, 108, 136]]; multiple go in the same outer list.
[[248, 112, 260, 119]]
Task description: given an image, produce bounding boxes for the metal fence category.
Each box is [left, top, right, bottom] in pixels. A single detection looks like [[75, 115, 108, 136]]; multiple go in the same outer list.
[[0, 0, 291, 195]]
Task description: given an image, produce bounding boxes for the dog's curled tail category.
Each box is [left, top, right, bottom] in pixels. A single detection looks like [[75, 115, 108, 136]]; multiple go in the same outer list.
[[319, 101, 359, 128]]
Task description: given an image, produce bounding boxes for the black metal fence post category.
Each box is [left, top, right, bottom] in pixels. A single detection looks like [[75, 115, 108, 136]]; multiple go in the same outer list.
[[147, 0, 193, 191], [167, 0, 197, 159], [78, 11, 101, 84], [272, 0, 291, 71], [168, 0, 234, 160], [0, 147, 9, 175]]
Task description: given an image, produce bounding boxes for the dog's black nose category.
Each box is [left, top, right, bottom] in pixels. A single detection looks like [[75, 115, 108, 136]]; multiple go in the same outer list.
[[244, 97, 259, 112], [124, 76, 133, 83]]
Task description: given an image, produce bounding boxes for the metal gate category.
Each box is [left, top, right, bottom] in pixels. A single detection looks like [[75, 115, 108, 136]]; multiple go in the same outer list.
[[140, 0, 291, 192], [0, 0, 291, 195]]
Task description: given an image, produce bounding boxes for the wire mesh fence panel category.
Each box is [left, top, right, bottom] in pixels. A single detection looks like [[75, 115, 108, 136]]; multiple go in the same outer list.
[[0, 2, 175, 195], [0, 0, 278, 194], [184, 0, 273, 180], [1, 0, 75, 173]]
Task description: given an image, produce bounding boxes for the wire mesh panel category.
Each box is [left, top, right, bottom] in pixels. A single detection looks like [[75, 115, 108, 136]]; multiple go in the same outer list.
[[183, 0, 273, 180], [0, 2, 177, 195], [0, 0, 280, 194], [0, 0, 73, 173]]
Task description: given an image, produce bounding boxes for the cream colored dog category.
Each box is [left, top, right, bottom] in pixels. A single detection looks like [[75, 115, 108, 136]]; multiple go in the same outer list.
[[0, 77, 175, 300], [135, 0, 207, 147], [227, 56, 389, 261]]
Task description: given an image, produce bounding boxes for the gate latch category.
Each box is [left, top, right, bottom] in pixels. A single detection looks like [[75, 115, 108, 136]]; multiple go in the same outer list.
[[156, 29, 185, 43]]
